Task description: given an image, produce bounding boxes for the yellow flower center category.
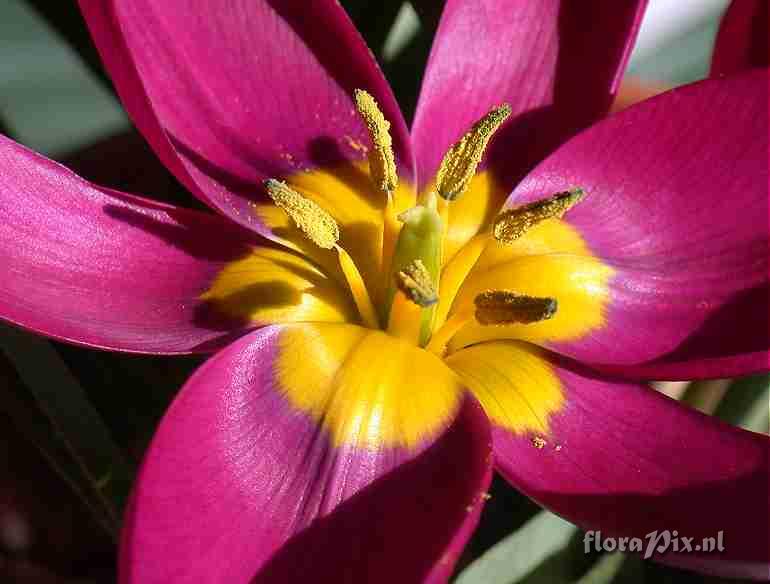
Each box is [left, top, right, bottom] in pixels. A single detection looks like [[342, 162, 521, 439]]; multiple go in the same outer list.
[[255, 92, 589, 355], [201, 92, 614, 449]]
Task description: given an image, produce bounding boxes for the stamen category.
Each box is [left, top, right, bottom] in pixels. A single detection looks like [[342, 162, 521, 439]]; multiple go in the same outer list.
[[427, 291, 558, 355], [435, 104, 511, 201], [396, 260, 438, 307], [337, 246, 381, 329], [474, 291, 558, 325], [354, 89, 398, 194], [381, 194, 400, 299], [264, 178, 379, 329], [425, 310, 472, 356], [493, 188, 585, 244], [355, 89, 401, 298], [264, 179, 339, 249]]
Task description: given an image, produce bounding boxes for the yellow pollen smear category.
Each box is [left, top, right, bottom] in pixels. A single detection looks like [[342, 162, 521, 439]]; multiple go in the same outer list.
[[397, 259, 438, 307], [264, 179, 339, 249], [474, 291, 558, 325], [493, 188, 585, 243], [435, 104, 511, 201], [354, 89, 398, 194]]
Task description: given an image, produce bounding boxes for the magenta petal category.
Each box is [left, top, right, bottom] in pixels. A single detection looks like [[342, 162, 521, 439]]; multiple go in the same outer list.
[[0, 135, 255, 353], [122, 326, 493, 584], [508, 70, 769, 379], [493, 354, 769, 580], [78, 0, 413, 235], [410, 0, 647, 190], [711, 0, 769, 76]]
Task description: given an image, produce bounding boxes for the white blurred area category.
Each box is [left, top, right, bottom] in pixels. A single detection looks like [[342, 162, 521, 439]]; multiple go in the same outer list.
[[0, 0, 128, 156], [628, 0, 731, 83]]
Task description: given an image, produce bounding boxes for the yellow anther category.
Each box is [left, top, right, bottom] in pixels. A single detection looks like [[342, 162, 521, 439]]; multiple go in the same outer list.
[[493, 188, 585, 243], [354, 89, 398, 194], [397, 260, 438, 307], [435, 104, 511, 201], [264, 179, 339, 249], [474, 291, 558, 325]]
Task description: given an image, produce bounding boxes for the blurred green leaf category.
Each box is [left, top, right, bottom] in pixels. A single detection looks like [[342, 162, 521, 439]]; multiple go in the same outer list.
[[409, 0, 445, 31], [0, 354, 117, 539], [341, 0, 405, 61], [458, 474, 541, 570], [715, 374, 770, 434], [455, 510, 581, 584], [2, 0, 126, 155], [576, 553, 644, 584], [383, 2, 421, 62], [339, 0, 431, 120], [54, 341, 202, 456], [682, 379, 729, 414], [0, 115, 11, 138], [382, 13, 435, 121], [23, 0, 112, 91], [0, 324, 134, 534]]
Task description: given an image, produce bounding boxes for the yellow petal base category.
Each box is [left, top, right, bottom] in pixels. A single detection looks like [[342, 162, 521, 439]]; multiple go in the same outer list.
[[448, 219, 614, 351], [200, 247, 356, 325], [202, 132, 614, 447], [275, 323, 463, 449], [253, 161, 415, 308], [445, 341, 564, 435]]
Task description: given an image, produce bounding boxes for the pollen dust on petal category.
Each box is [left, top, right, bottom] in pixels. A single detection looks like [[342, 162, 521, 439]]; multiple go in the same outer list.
[[344, 134, 369, 153]]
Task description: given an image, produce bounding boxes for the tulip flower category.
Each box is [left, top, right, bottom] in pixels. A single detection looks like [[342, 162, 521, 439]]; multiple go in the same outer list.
[[0, 1, 767, 582]]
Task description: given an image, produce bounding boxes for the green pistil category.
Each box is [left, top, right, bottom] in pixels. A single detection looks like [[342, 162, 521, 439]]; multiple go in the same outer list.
[[386, 192, 443, 345]]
